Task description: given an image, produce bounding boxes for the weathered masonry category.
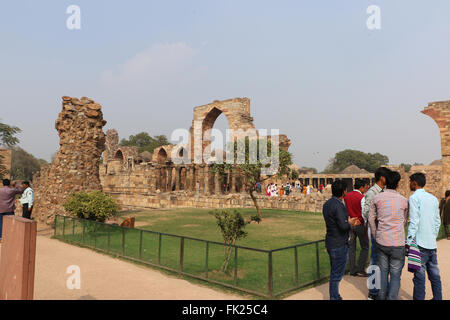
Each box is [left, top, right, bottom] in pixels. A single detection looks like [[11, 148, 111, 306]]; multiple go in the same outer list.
[[0, 148, 12, 179], [32, 97, 107, 225]]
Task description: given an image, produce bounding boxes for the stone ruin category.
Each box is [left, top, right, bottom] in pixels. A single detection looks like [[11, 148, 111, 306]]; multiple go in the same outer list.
[[0, 148, 12, 179], [30, 96, 450, 224], [32, 96, 106, 225]]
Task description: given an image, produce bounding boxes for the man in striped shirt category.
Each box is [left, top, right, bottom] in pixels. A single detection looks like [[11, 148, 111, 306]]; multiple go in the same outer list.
[[368, 170, 409, 300]]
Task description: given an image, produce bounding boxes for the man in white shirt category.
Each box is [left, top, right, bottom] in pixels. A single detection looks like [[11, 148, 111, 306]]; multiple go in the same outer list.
[[19, 181, 34, 219]]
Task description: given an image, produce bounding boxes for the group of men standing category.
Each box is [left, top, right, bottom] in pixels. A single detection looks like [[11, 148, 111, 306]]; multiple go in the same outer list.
[[323, 167, 444, 300], [0, 179, 34, 242]]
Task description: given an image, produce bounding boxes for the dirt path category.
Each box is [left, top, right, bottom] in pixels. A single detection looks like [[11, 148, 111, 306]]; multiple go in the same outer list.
[[286, 239, 450, 300], [1, 226, 448, 300], [27, 229, 244, 300]]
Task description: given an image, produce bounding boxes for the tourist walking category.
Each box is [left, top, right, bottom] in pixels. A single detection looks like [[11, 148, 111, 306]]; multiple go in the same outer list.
[[0, 179, 24, 241], [362, 166, 391, 300], [344, 179, 370, 277], [440, 190, 450, 240], [407, 173, 442, 300], [368, 171, 409, 300], [19, 181, 34, 219], [323, 180, 360, 300]]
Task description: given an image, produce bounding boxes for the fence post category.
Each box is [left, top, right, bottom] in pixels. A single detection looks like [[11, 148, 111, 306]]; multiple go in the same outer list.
[[205, 241, 209, 279], [180, 237, 184, 272], [294, 246, 299, 286], [82, 220, 85, 244], [107, 225, 111, 252], [268, 251, 273, 297], [158, 233, 162, 265], [315, 241, 320, 279], [93, 222, 97, 249], [62, 216, 66, 239], [121, 228, 125, 256], [234, 247, 238, 286], [53, 215, 57, 237], [72, 218, 75, 238], [139, 230, 143, 260]]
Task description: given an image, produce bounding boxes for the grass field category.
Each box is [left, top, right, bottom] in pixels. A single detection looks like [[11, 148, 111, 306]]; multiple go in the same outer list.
[[54, 208, 448, 298], [55, 208, 331, 297]]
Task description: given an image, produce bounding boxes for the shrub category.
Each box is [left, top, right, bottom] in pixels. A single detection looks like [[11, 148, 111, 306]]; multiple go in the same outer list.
[[211, 209, 256, 273], [63, 190, 119, 222]]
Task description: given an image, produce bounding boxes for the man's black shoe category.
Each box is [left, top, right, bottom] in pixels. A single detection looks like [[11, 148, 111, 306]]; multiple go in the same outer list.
[[368, 293, 378, 300], [356, 271, 369, 277]]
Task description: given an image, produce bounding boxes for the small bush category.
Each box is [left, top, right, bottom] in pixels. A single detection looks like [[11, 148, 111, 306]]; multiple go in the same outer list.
[[63, 190, 119, 222], [211, 209, 253, 273]]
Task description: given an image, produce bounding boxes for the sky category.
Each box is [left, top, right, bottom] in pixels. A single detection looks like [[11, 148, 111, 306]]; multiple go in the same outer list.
[[1, 0, 449, 171]]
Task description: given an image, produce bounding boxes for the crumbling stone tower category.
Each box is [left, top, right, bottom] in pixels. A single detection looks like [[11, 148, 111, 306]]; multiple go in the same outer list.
[[422, 100, 450, 197], [33, 96, 107, 225]]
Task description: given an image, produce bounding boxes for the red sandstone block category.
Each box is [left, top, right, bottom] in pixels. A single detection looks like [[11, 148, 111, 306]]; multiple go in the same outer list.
[[0, 216, 37, 300]]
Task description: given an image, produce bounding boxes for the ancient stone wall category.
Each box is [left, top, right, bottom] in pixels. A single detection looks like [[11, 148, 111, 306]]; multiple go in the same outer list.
[[0, 148, 12, 179], [33, 97, 106, 225], [422, 100, 450, 197], [389, 164, 443, 199], [107, 190, 328, 213]]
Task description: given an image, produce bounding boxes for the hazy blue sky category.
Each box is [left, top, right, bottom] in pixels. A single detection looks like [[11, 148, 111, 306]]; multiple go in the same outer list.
[[1, 0, 449, 171]]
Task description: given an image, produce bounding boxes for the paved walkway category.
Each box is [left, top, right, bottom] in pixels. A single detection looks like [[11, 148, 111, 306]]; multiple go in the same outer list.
[[1, 226, 448, 300], [286, 239, 450, 300]]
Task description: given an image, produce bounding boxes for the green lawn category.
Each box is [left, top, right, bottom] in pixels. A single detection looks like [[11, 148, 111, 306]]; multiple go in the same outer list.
[[54, 208, 331, 297], [119, 208, 327, 249]]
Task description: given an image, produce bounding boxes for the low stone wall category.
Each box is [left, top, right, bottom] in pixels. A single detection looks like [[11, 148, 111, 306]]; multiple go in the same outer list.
[[105, 189, 329, 213]]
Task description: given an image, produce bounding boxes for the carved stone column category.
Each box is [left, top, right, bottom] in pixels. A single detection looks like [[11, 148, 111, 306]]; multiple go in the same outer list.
[[214, 171, 221, 194], [175, 167, 181, 191], [231, 169, 236, 193], [204, 165, 210, 195]]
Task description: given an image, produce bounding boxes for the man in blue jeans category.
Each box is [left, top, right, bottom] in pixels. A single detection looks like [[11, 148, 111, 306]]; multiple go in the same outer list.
[[323, 180, 360, 300], [407, 173, 442, 300], [362, 167, 391, 299], [369, 171, 409, 300]]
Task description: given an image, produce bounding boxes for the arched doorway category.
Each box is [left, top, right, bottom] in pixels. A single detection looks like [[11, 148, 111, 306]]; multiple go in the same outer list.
[[157, 148, 168, 164], [115, 150, 124, 162]]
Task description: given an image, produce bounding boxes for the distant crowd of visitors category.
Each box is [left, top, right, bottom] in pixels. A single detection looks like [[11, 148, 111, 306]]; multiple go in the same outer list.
[[323, 167, 448, 300], [0, 179, 34, 242], [260, 181, 325, 197]]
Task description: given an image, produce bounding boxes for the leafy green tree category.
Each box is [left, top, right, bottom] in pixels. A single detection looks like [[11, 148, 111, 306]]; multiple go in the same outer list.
[[211, 138, 292, 220], [10, 147, 45, 181], [298, 167, 318, 174], [0, 119, 21, 178], [120, 132, 170, 154], [211, 209, 257, 273], [399, 162, 424, 173], [63, 190, 120, 222], [0, 120, 21, 147], [324, 149, 389, 173]]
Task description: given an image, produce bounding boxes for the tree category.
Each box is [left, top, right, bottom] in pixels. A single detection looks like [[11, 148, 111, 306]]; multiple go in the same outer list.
[[211, 209, 254, 273], [10, 147, 45, 181], [0, 120, 21, 147], [298, 167, 318, 174], [399, 162, 424, 173], [211, 137, 292, 220], [63, 190, 119, 222], [0, 119, 21, 179], [119, 132, 170, 153], [324, 149, 389, 173]]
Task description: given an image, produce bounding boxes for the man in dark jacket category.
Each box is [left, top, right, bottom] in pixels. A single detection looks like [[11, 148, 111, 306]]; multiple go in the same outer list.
[[323, 180, 360, 300]]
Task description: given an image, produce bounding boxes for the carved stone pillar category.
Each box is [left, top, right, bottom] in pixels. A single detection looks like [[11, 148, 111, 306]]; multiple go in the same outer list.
[[231, 169, 236, 193], [214, 170, 221, 194], [175, 167, 181, 191], [204, 165, 210, 195]]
